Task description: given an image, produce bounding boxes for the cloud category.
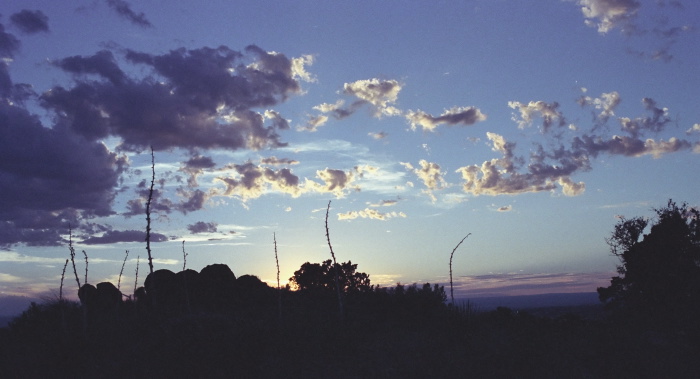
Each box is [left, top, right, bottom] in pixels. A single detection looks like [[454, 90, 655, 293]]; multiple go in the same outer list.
[[456, 92, 697, 197], [215, 162, 304, 201], [42, 45, 309, 152], [260, 156, 299, 165], [368, 131, 388, 140], [290, 54, 316, 83], [405, 106, 487, 132], [618, 97, 671, 138], [187, 221, 218, 234], [0, 102, 127, 248], [180, 154, 216, 186], [310, 168, 358, 197], [81, 229, 169, 245], [577, 90, 621, 123], [571, 134, 692, 159], [401, 160, 447, 202], [508, 100, 567, 132], [105, 0, 153, 28], [298, 114, 329, 132], [577, 0, 640, 34], [687, 123, 700, 134], [337, 208, 406, 221], [455, 133, 585, 196], [10, 10, 49, 34], [369, 199, 399, 207], [342, 78, 402, 118], [304, 80, 403, 129]]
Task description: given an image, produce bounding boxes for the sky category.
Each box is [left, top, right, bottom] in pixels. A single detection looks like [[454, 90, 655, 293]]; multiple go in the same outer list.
[[1, 0, 699, 315]]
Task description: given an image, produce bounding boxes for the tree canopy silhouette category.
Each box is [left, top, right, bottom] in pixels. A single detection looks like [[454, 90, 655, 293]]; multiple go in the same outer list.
[[289, 259, 371, 293], [598, 200, 700, 324]]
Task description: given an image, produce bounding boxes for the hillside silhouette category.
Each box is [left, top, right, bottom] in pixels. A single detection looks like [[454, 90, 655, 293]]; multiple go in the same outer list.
[[2, 200, 700, 378]]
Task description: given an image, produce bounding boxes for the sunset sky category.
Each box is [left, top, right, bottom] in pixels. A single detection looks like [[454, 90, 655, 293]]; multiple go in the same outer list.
[[1, 0, 699, 314]]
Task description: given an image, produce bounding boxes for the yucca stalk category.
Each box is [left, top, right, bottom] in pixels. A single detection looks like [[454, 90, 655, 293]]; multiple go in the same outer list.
[[68, 225, 81, 289], [118, 250, 129, 291], [325, 200, 344, 321], [134, 255, 140, 296], [82, 250, 89, 285], [145, 146, 155, 274], [449, 233, 471, 306], [274, 232, 282, 321], [59, 259, 69, 301]]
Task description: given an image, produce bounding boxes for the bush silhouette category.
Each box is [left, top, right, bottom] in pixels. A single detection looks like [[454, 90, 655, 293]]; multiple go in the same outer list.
[[598, 200, 700, 328]]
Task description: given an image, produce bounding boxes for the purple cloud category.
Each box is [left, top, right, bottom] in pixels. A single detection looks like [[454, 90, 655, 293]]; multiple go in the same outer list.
[[105, 0, 152, 28], [10, 10, 49, 34], [81, 229, 168, 245]]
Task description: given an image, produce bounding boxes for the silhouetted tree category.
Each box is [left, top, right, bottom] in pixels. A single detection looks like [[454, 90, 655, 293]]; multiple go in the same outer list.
[[290, 260, 371, 293], [598, 200, 700, 325]]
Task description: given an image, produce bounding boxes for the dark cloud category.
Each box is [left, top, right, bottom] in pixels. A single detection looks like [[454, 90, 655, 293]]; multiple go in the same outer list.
[[261, 156, 299, 165], [0, 24, 22, 100], [187, 221, 218, 234], [184, 155, 216, 170], [42, 45, 305, 151], [181, 155, 216, 186], [177, 189, 208, 214], [105, 0, 152, 28], [81, 229, 168, 245], [0, 102, 126, 248], [0, 23, 20, 57], [10, 10, 49, 34]]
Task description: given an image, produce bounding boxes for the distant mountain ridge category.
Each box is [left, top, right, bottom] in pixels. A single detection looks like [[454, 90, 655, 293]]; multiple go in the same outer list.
[[459, 292, 600, 311], [1, 292, 603, 328]]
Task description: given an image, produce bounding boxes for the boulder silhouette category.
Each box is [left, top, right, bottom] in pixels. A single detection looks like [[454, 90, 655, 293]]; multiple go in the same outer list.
[[78, 282, 122, 316], [144, 269, 179, 315], [199, 264, 237, 313], [175, 268, 202, 313], [236, 274, 272, 307], [78, 283, 97, 306]]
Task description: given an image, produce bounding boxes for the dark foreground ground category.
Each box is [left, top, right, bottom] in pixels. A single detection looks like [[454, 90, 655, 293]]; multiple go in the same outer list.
[[1, 294, 699, 379]]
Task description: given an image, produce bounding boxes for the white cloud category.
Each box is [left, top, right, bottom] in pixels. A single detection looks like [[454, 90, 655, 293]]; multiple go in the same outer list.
[[578, 0, 640, 34], [337, 208, 407, 221], [405, 106, 486, 132]]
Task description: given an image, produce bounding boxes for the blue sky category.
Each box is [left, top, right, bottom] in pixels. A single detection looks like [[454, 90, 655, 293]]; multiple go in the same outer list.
[[1, 0, 699, 314]]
